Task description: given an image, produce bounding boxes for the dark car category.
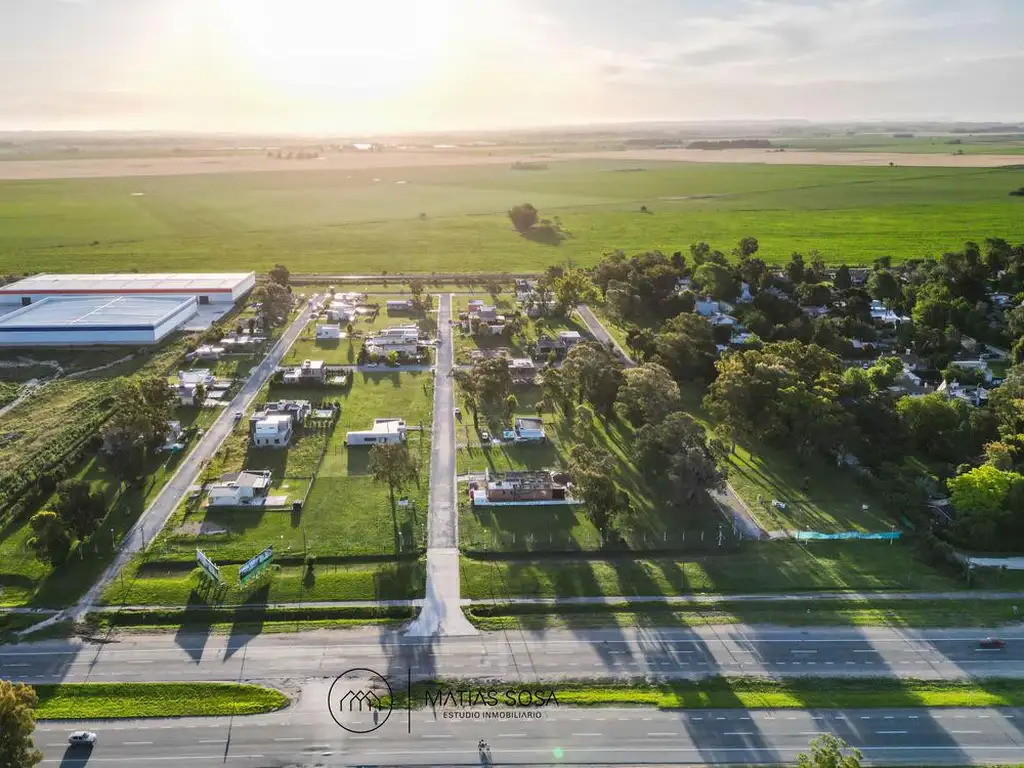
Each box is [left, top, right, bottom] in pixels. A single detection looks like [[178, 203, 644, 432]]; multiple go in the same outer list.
[[480, 430, 491, 444], [980, 637, 1006, 649]]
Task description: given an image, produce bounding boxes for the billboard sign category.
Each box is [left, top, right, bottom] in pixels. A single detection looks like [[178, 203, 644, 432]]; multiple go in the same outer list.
[[196, 549, 221, 583], [239, 546, 274, 584]]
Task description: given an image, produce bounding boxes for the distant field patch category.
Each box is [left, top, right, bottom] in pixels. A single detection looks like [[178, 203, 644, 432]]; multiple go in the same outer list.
[[1, 160, 1021, 273]]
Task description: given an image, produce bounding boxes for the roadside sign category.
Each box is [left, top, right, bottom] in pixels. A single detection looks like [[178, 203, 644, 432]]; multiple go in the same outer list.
[[239, 546, 274, 585], [196, 549, 221, 583]]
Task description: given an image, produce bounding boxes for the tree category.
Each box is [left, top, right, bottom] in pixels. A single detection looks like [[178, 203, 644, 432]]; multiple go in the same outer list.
[[507, 203, 538, 233], [615, 363, 681, 427], [633, 412, 725, 509], [552, 269, 599, 314], [896, 393, 971, 465], [651, 313, 717, 383], [368, 443, 419, 511], [796, 282, 831, 307], [103, 375, 176, 482], [504, 393, 518, 422], [0, 680, 42, 767], [693, 262, 737, 301], [540, 367, 573, 421], [472, 356, 514, 413], [562, 342, 625, 417], [253, 282, 292, 329], [786, 252, 806, 284], [833, 264, 852, 290], [625, 327, 655, 362], [732, 236, 759, 260], [867, 269, 901, 303], [485, 281, 503, 299], [797, 734, 861, 768], [408, 278, 425, 300], [567, 443, 619, 534], [269, 263, 290, 287], [28, 511, 71, 565], [452, 368, 481, 427], [54, 478, 106, 541]]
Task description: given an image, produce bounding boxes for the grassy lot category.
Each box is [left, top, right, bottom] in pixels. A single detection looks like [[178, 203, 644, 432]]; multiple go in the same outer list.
[[34, 682, 288, 719], [780, 133, 1024, 155], [466, 598, 1024, 631], [284, 298, 437, 366], [460, 541, 960, 599], [457, 383, 727, 553], [3, 161, 1023, 273], [102, 559, 424, 605], [110, 371, 433, 605], [452, 298, 590, 365], [391, 677, 1024, 711]]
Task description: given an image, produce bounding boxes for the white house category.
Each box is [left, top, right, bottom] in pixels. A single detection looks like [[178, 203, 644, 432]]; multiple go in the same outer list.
[[513, 416, 546, 442], [558, 330, 583, 346], [252, 414, 293, 448], [870, 299, 909, 325], [176, 369, 214, 405], [282, 359, 326, 384], [207, 470, 272, 507], [195, 345, 224, 361], [695, 299, 720, 317], [346, 418, 407, 446], [316, 324, 342, 340], [938, 379, 990, 407], [949, 359, 993, 383], [708, 313, 738, 327]]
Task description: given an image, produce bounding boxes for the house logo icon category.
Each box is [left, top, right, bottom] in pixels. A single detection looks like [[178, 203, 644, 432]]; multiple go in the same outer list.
[[327, 668, 393, 734]]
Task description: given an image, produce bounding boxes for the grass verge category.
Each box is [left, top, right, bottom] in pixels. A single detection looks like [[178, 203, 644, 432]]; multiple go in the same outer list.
[[387, 677, 1024, 710], [34, 682, 289, 719], [465, 599, 1024, 631], [83, 605, 414, 635]]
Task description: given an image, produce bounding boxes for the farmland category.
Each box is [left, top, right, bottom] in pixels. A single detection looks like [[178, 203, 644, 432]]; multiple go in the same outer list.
[[1, 160, 1022, 275]]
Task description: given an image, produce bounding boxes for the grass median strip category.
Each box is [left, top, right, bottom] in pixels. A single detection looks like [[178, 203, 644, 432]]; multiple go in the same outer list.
[[33, 682, 289, 719], [388, 677, 1024, 711]]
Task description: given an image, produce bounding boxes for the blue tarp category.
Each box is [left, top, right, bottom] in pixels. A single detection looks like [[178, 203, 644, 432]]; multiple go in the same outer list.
[[795, 531, 901, 540]]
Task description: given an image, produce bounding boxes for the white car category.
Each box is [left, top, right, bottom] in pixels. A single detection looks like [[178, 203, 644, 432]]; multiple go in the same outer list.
[[68, 731, 98, 745], [366, 362, 378, 368]]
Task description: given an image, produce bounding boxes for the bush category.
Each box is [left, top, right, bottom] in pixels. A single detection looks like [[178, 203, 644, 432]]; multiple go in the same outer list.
[[1011, 187, 1024, 197]]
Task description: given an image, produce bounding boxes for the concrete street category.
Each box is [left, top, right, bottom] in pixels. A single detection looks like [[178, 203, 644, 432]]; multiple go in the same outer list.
[[35, 703, 1024, 766], [71, 297, 321, 616], [407, 293, 475, 637], [6, 626, 1024, 685]]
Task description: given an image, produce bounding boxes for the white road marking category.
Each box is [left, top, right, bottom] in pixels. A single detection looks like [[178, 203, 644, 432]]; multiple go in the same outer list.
[[878, 730, 908, 735]]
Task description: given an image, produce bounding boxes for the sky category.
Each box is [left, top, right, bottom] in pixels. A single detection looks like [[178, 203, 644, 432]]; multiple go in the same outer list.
[[1, 0, 1022, 133]]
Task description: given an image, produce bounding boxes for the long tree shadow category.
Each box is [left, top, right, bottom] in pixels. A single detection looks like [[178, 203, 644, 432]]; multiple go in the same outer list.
[[224, 582, 271, 660]]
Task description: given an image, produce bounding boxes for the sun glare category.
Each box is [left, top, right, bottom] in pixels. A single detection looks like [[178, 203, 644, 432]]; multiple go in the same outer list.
[[222, 0, 454, 100]]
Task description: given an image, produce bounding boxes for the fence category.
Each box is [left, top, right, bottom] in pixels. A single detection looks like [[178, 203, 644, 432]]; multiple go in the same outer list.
[[462, 526, 744, 556]]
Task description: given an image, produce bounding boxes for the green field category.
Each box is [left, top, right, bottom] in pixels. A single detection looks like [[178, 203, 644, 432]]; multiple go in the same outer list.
[[466, 598, 1024, 631], [3, 160, 1023, 274], [780, 133, 1024, 155], [461, 541, 960, 600]]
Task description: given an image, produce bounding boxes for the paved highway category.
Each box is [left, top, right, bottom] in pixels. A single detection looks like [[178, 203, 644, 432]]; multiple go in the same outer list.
[[35, 701, 1024, 765], [5, 626, 1024, 685]]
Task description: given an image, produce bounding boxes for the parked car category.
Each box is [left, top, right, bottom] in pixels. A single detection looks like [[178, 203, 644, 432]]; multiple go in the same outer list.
[[980, 637, 1006, 649], [454, 407, 461, 417], [68, 731, 98, 746], [233, 410, 243, 422]]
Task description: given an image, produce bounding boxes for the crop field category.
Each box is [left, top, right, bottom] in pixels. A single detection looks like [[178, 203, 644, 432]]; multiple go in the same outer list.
[[2, 160, 1022, 275], [779, 133, 1024, 155]]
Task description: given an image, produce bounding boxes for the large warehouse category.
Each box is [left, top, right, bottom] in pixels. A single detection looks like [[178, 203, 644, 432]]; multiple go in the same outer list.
[[0, 296, 199, 346], [0, 272, 256, 306]]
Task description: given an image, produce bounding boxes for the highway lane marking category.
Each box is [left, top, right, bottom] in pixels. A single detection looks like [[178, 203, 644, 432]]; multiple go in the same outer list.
[[647, 732, 678, 737], [123, 741, 153, 745], [273, 737, 304, 742], [724, 732, 754, 736], [878, 730, 908, 735], [422, 734, 452, 739], [951, 730, 983, 734], [198, 739, 225, 744], [792, 650, 817, 654], [572, 733, 602, 737], [497, 733, 527, 738]]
